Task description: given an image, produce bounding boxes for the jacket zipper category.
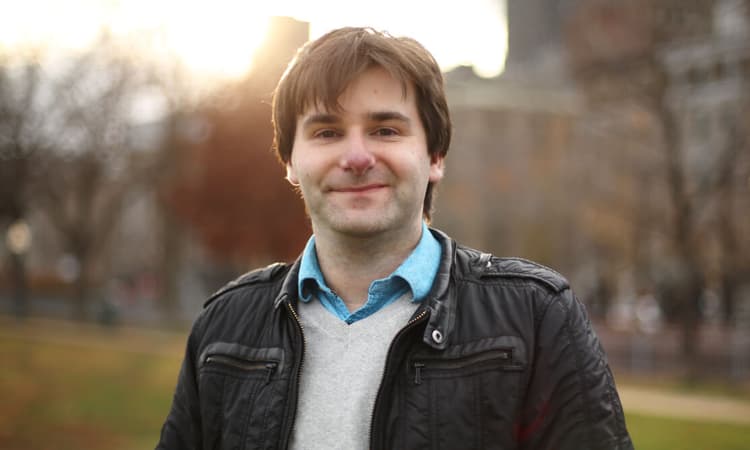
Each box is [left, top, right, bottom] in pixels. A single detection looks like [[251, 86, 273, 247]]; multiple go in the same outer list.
[[204, 355, 279, 384], [411, 349, 516, 385], [281, 300, 306, 450], [369, 308, 429, 450]]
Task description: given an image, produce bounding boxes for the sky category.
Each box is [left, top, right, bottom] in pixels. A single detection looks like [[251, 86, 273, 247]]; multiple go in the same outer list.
[[0, 0, 508, 80]]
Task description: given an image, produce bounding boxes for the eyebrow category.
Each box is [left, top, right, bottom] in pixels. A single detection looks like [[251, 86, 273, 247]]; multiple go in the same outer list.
[[300, 111, 412, 129], [368, 111, 411, 125], [300, 113, 339, 129]]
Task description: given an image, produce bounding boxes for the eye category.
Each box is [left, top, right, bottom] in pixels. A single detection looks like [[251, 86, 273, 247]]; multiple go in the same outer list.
[[373, 127, 399, 137], [313, 129, 339, 139]]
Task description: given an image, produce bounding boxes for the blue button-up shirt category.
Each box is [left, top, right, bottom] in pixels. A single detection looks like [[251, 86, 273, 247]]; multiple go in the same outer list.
[[297, 223, 442, 324]]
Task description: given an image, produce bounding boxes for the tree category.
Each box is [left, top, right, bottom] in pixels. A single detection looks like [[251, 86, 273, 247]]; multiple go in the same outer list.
[[0, 53, 46, 318], [167, 18, 311, 268], [564, 0, 750, 376], [168, 76, 309, 267], [25, 35, 157, 321]]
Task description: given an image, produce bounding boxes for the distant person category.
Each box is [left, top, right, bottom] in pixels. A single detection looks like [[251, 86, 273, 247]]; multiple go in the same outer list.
[[156, 27, 633, 450]]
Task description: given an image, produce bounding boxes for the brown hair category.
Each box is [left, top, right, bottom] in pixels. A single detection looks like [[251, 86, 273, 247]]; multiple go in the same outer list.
[[271, 27, 452, 220]]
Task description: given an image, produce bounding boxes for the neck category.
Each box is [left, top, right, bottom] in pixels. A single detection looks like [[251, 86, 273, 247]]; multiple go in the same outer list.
[[312, 221, 424, 311]]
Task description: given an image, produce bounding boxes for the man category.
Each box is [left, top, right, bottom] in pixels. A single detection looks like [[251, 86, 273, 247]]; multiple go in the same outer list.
[[157, 27, 633, 450]]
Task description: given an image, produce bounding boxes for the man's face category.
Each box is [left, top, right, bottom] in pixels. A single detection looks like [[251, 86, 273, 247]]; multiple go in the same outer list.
[[286, 66, 444, 239]]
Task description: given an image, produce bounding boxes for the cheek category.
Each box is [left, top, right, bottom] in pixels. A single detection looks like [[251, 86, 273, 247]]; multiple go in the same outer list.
[[296, 154, 330, 181]]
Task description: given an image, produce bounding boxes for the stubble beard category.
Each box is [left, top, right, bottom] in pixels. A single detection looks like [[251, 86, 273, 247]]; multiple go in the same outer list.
[[306, 189, 422, 240]]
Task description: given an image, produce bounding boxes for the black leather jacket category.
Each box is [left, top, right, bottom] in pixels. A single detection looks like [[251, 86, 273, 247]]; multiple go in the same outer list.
[[157, 229, 633, 450]]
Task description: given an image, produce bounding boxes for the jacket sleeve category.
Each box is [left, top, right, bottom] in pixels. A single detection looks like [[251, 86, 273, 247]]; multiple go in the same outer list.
[[517, 288, 633, 450], [156, 318, 204, 450]]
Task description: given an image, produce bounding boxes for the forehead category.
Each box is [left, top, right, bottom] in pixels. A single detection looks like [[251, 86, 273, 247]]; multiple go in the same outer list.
[[297, 66, 414, 119]]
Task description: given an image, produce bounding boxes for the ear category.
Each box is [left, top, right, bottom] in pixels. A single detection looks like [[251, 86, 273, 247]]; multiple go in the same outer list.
[[428, 155, 445, 183], [286, 163, 299, 186]]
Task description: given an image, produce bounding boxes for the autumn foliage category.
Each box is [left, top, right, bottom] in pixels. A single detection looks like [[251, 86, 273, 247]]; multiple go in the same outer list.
[[169, 76, 310, 265]]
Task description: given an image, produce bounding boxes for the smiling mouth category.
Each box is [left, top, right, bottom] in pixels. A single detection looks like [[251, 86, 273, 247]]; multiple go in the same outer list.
[[332, 184, 387, 193]]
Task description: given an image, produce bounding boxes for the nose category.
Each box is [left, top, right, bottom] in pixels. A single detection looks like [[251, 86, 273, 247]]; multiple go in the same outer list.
[[339, 133, 375, 175]]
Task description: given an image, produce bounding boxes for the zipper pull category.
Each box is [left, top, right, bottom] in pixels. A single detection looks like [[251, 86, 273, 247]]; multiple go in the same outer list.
[[414, 362, 425, 385], [265, 362, 278, 384]]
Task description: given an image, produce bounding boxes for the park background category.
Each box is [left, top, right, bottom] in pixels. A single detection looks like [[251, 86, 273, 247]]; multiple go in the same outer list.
[[1, 0, 750, 449]]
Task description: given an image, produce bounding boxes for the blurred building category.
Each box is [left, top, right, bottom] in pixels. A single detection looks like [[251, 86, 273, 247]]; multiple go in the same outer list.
[[437, 0, 585, 277], [659, 0, 750, 326], [437, 0, 750, 322], [505, 0, 573, 67], [662, 0, 750, 192], [434, 0, 750, 379]]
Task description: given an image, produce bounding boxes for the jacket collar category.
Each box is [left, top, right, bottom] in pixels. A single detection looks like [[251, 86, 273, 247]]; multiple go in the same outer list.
[[273, 256, 302, 310], [420, 228, 456, 350], [273, 228, 458, 350]]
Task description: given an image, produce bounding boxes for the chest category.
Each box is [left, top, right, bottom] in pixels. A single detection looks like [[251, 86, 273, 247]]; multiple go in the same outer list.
[[289, 296, 418, 449]]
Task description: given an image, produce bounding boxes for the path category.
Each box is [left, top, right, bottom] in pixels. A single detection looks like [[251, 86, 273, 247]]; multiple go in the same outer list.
[[618, 385, 750, 425]]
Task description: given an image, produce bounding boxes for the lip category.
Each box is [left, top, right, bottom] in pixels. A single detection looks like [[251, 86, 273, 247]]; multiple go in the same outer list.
[[331, 184, 387, 193]]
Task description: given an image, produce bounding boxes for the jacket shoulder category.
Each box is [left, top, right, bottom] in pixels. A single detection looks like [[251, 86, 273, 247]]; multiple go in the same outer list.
[[203, 262, 289, 308], [491, 257, 570, 292], [459, 245, 569, 294], [488, 257, 569, 293]]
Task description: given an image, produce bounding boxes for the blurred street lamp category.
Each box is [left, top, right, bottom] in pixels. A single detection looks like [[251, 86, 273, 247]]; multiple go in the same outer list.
[[5, 219, 31, 319], [6, 220, 32, 255]]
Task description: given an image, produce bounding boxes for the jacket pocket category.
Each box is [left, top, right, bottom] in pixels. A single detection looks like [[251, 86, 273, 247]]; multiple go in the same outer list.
[[197, 343, 285, 450], [412, 348, 522, 385], [402, 336, 527, 450], [203, 354, 278, 382]]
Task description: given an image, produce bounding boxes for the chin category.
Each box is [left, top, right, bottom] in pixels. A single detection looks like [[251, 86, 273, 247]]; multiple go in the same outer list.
[[326, 211, 397, 236], [333, 220, 390, 237], [311, 203, 419, 237]]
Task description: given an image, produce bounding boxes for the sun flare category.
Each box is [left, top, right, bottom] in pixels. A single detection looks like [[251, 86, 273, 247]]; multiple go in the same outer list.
[[0, 0, 274, 80], [143, 1, 272, 79], [1, 0, 507, 80]]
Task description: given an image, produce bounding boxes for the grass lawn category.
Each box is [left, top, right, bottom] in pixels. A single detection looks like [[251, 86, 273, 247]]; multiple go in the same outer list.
[[2, 319, 749, 449], [627, 413, 750, 450], [0, 322, 185, 450]]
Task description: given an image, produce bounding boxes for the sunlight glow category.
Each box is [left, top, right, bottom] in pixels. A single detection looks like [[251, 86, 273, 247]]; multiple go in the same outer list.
[[308, 0, 507, 77], [0, 0, 507, 80], [119, 0, 271, 79]]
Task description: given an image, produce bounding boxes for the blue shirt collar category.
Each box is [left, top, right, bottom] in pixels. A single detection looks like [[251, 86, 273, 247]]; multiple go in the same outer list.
[[388, 222, 442, 302], [298, 236, 327, 302], [297, 222, 442, 322]]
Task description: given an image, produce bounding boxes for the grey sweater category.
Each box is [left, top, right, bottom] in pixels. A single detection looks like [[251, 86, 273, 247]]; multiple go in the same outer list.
[[290, 294, 418, 450]]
